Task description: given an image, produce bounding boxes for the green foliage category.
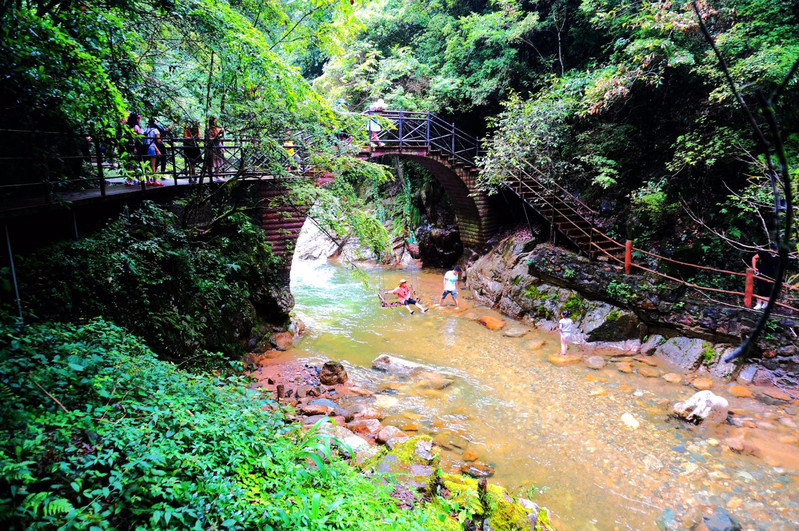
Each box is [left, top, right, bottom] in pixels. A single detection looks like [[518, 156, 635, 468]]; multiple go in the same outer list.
[[562, 293, 586, 318], [700, 342, 717, 366], [0, 318, 436, 529], [14, 202, 281, 362], [606, 280, 637, 304]]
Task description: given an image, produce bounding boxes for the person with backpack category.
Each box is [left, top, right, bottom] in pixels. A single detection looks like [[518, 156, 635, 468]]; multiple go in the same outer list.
[[143, 117, 163, 185]]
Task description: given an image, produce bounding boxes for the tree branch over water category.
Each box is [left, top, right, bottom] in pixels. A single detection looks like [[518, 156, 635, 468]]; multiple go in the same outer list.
[[691, 1, 797, 362]]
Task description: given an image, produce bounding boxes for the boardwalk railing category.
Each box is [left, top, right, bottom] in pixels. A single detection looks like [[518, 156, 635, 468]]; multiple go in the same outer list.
[[363, 110, 483, 166], [1, 120, 795, 313], [0, 128, 301, 211]]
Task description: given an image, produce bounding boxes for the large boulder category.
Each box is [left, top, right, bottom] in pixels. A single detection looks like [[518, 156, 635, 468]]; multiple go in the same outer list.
[[654, 337, 706, 371], [672, 390, 729, 424], [582, 303, 640, 342], [319, 360, 348, 385]]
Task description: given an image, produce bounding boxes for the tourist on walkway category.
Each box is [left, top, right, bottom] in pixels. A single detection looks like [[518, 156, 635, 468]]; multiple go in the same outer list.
[[123, 112, 144, 185], [385, 279, 427, 314], [182, 121, 202, 183], [206, 116, 225, 182], [751, 242, 779, 309], [440, 266, 461, 308], [559, 310, 574, 354], [153, 119, 175, 173], [366, 98, 386, 146], [143, 118, 163, 185]]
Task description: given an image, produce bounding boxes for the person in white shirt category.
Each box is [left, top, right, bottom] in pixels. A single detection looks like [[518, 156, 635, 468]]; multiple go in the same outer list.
[[440, 266, 461, 308], [558, 310, 574, 354]]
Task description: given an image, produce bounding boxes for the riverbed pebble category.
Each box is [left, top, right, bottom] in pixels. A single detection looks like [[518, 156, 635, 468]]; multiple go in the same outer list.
[[585, 356, 606, 369]]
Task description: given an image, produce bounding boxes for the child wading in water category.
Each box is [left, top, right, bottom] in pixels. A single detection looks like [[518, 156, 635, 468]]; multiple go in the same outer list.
[[558, 310, 574, 354], [385, 279, 428, 314]]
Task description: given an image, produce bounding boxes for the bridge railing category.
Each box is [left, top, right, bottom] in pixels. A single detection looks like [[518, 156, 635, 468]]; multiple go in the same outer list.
[[0, 128, 303, 212], [366, 110, 482, 166]]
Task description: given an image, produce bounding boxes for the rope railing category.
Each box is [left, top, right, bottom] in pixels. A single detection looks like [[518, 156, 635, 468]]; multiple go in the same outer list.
[[500, 150, 798, 313]]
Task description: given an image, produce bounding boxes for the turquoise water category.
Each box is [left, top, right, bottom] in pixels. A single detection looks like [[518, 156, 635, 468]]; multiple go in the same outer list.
[[290, 259, 799, 530]]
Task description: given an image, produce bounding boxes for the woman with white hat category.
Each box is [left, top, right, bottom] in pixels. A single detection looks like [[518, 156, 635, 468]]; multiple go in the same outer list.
[[384, 279, 427, 314]]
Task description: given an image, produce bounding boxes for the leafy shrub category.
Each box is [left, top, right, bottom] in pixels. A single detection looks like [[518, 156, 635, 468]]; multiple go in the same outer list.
[[0, 318, 437, 530], [13, 202, 282, 363]]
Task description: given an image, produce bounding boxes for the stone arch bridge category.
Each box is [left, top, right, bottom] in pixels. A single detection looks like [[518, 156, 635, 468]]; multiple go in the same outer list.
[[260, 111, 502, 265]]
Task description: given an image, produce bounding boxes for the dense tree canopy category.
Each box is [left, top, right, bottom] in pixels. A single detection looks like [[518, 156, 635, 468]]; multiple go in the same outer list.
[[315, 0, 798, 266]]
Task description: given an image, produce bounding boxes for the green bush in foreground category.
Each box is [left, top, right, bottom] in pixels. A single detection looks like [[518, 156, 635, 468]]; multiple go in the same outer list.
[[0, 318, 437, 530]]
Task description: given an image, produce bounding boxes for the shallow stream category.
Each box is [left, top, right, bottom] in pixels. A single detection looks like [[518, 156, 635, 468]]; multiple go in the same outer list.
[[289, 259, 798, 530]]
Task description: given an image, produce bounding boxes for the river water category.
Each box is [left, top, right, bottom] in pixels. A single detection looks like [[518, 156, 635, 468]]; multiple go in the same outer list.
[[289, 259, 799, 530]]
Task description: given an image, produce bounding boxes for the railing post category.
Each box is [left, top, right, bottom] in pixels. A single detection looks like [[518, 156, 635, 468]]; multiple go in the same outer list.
[[425, 111, 430, 147], [451, 121, 455, 159], [744, 268, 754, 308], [624, 240, 633, 274], [94, 134, 106, 197], [398, 111, 403, 149]]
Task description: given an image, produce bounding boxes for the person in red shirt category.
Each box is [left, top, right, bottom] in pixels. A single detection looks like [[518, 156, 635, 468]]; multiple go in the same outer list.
[[385, 279, 428, 315]]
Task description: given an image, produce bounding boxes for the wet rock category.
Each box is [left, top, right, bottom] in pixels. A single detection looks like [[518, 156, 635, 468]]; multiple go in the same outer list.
[[616, 361, 634, 373], [638, 366, 661, 378], [736, 364, 758, 384], [347, 386, 374, 397], [377, 425, 404, 444], [502, 325, 529, 338], [272, 331, 294, 351], [414, 370, 454, 390], [583, 304, 640, 342], [347, 418, 382, 438], [372, 354, 425, 374], [299, 404, 331, 416], [691, 377, 714, 390], [759, 387, 792, 403], [663, 373, 683, 384], [588, 387, 606, 396], [548, 353, 582, 366], [586, 356, 606, 369], [461, 461, 494, 478], [634, 355, 659, 367], [621, 413, 640, 429], [654, 337, 706, 370], [673, 390, 729, 424], [414, 438, 435, 462], [703, 506, 742, 531], [641, 334, 665, 356], [432, 432, 470, 451], [319, 361, 348, 385], [351, 404, 383, 420], [308, 398, 349, 418], [461, 449, 478, 462], [477, 315, 506, 331], [526, 340, 546, 350], [728, 385, 752, 398]]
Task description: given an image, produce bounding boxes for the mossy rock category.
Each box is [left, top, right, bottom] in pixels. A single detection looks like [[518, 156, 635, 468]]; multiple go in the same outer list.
[[438, 473, 539, 530]]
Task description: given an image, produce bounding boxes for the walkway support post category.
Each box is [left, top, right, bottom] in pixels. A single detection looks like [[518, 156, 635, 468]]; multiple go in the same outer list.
[[744, 268, 754, 308], [624, 240, 633, 274], [426, 111, 430, 145], [95, 135, 106, 197], [4, 224, 23, 327]]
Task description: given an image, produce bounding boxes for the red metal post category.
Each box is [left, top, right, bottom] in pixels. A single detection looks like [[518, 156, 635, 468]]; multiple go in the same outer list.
[[624, 240, 633, 274], [744, 268, 754, 308]]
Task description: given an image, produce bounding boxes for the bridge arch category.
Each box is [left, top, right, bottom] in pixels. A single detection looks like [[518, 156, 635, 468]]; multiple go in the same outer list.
[[259, 111, 503, 268]]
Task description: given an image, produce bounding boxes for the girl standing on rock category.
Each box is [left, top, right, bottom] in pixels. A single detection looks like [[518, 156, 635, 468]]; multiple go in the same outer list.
[[559, 310, 573, 354]]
